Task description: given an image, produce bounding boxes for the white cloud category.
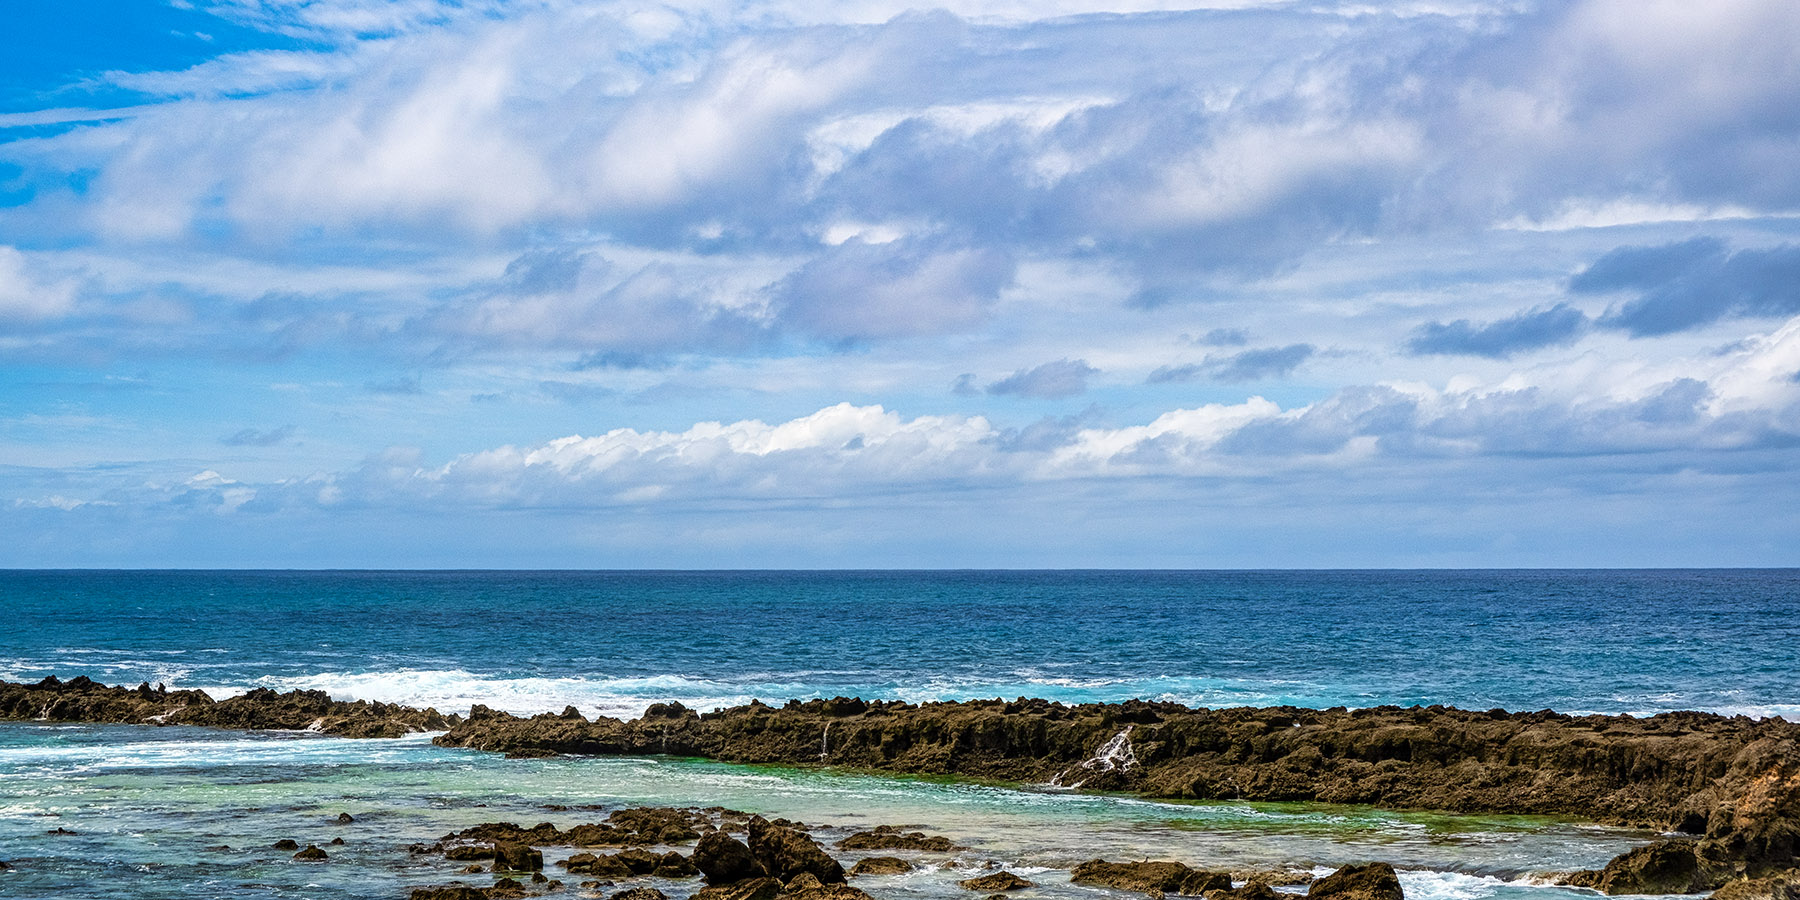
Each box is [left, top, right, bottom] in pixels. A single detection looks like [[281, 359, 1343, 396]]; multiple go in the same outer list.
[[0, 247, 78, 321]]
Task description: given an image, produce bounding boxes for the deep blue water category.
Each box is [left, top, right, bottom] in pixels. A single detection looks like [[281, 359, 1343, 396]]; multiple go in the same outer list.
[[5, 569, 1797, 719]]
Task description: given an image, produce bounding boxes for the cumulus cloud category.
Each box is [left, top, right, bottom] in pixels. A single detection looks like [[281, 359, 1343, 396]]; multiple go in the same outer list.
[[986, 358, 1097, 399], [1407, 304, 1589, 358], [1573, 239, 1800, 336], [182, 313, 1790, 514]]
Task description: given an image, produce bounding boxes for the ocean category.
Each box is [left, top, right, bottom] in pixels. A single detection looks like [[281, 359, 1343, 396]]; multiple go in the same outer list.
[[3, 569, 1797, 900]]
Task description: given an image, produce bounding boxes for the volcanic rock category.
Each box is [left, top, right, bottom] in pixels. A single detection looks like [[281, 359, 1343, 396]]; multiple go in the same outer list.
[[336, 812, 355, 824], [273, 839, 300, 851], [694, 876, 784, 900], [1712, 871, 1800, 900], [293, 844, 329, 861], [694, 832, 768, 884], [747, 817, 845, 884], [611, 889, 671, 900], [1306, 863, 1403, 900], [1071, 860, 1231, 895], [779, 872, 879, 900], [448, 845, 498, 861], [493, 841, 543, 872], [838, 826, 959, 852], [849, 857, 915, 876], [1208, 883, 1281, 900], [959, 872, 1032, 891], [410, 887, 489, 900]]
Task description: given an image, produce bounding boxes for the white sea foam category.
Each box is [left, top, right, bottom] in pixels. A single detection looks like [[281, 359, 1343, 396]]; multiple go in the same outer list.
[[220, 669, 827, 719]]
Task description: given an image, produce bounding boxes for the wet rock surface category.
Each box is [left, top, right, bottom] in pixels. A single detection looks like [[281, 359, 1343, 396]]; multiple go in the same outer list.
[[958, 872, 1032, 891], [1071, 860, 1232, 895], [1306, 863, 1403, 900], [837, 826, 960, 852], [847, 857, 914, 876], [0, 676, 456, 737]]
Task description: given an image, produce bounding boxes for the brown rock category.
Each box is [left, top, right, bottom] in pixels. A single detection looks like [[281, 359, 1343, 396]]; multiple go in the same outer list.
[[849, 857, 915, 876], [490, 876, 529, 899], [336, 812, 355, 824], [838, 826, 959, 852], [694, 876, 784, 900], [778, 873, 878, 900], [460, 864, 485, 874], [494, 841, 543, 873], [1307, 863, 1403, 900], [1570, 841, 1718, 895], [1209, 883, 1280, 900], [293, 844, 328, 861], [1712, 871, 1800, 900], [447, 844, 497, 861], [611, 889, 670, 900], [410, 887, 489, 900], [747, 817, 845, 885], [960, 872, 1032, 891], [694, 831, 768, 884], [273, 839, 300, 851], [1071, 860, 1230, 895]]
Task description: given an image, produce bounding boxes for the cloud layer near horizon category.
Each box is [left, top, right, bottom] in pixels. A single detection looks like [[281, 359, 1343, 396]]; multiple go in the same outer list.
[[2, 0, 1799, 566]]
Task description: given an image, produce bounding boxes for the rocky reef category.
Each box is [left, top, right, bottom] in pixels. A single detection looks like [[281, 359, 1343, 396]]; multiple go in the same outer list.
[[7, 676, 1798, 897], [0, 675, 457, 737], [430, 696, 1800, 895]]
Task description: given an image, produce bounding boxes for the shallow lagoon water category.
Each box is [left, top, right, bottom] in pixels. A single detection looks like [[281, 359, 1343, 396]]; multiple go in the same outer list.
[[0, 722, 1649, 900]]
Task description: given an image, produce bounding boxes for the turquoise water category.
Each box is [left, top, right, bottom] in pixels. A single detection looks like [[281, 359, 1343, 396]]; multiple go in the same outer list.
[[3, 569, 1796, 898], [0, 723, 1644, 900]]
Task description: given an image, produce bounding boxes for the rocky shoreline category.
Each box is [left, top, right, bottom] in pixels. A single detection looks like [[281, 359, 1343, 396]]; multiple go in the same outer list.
[[4, 676, 1797, 899]]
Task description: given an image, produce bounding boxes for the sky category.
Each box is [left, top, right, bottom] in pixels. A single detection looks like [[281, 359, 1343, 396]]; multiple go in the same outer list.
[[1, 0, 1797, 568]]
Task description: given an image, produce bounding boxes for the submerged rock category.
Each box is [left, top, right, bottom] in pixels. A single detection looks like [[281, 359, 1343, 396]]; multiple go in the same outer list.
[[959, 872, 1032, 891], [1306, 863, 1403, 900], [848, 857, 914, 876], [336, 812, 355, 824], [1071, 860, 1231, 895]]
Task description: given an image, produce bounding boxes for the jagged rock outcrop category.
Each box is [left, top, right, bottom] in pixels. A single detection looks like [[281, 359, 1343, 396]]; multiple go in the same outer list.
[[747, 817, 845, 885], [959, 872, 1032, 891], [1071, 860, 1232, 896], [1306, 863, 1403, 900], [0, 676, 455, 737], [694, 832, 768, 884], [1208, 883, 1280, 900], [848, 857, 914, 876], [837, 826, 959, 852]]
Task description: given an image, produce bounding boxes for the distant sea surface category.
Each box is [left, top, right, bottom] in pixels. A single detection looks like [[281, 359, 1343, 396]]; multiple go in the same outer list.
[[4, 569, 1798, 900], [6, 568, 1798, 719]]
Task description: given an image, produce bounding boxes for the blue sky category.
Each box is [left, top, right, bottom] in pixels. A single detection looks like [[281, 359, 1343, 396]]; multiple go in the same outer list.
[[2, 0, 1798, 567]]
